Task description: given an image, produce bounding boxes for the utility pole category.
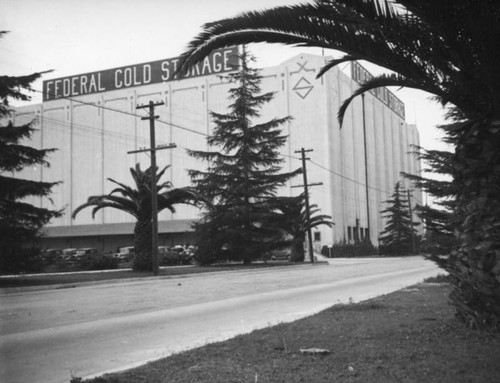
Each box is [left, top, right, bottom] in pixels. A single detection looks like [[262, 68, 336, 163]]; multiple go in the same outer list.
[[407, 189, 416, 255], [130, 100, 172, 276], [292, 148, 322, 263]]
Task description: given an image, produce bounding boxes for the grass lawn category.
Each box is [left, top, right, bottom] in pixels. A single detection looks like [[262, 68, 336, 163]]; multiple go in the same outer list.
[[79, 277, 500, 383]]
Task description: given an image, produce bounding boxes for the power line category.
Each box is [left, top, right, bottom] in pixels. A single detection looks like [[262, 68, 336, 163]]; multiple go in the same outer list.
[[22, 89, 414, 200], [31, 88, 209, 137], [308, 158, 393, 196]]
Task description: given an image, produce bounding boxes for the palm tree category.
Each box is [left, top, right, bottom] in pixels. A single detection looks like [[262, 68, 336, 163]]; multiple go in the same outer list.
[[274, 195, 334, 262], [72, 163, 199, 271], [177, 1, 500, 328]]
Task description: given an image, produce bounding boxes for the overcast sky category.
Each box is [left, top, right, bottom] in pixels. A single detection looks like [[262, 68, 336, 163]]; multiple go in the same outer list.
[[1, 0, 448, 152]]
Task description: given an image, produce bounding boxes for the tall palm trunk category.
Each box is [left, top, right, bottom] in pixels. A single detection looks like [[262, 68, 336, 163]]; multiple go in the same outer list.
[[447, 121, 500, 328], [290, 237, 305, 262], [133, 217, 153, 271]]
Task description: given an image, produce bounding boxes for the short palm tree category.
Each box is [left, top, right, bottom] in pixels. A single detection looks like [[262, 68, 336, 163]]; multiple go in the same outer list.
[[275, 195, 334, 262], [177, 0, 500, 328], [72, 163, 199, 271]]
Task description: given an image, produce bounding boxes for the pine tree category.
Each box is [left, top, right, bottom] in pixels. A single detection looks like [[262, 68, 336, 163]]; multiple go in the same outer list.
[[0, 32, 62, 273], [403, 143, 456, 256], [379, 182, 418, 256], [188, 47, 301, 265]]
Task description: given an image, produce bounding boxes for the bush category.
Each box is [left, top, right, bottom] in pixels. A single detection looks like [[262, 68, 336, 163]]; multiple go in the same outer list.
[[161, 250, 193, 266], [54, 259, 74, 272], [0, 246, 46, 274], [424, 273, 451, 283], [378, 236, 421, 256], [77, 254, 120, 271], [419, 234, 454, 256], [321, 242, 377, 258]]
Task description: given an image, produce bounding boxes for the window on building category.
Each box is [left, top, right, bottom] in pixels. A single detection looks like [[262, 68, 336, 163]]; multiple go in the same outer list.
[[354, 227, 359, 242], [314, 232, 321, 242], [347, 226, 352, 241]]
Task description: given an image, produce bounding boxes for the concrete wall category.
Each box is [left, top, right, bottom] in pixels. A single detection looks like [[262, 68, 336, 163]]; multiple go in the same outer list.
[[12, 52, 422, 249]]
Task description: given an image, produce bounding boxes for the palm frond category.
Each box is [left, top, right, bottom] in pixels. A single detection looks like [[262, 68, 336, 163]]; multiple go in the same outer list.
[[157, 187, 200, 213], [177, 0, 500, 116], [155, 165, 170, 184], [72, 194, 138, 219], [88, 201, 136, 219], [178, 2, 445, 85], [316, 55, 358, 78], [337, 73, 433, 127], [107, 178, 135, 196], [71, 196, 101, 218]]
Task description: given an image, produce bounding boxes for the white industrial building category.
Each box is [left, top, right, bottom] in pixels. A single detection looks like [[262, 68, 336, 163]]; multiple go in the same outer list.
[[12, 46, 422, 253]]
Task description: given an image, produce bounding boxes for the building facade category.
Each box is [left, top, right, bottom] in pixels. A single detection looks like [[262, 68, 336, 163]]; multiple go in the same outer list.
[[11, 47, 422, 253]]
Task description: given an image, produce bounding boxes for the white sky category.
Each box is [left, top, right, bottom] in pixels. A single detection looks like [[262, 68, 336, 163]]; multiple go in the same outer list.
[[1, 0, 449, 153]]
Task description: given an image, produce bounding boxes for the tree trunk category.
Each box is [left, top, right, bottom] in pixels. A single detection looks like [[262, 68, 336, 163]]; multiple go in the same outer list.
[[290, 237, 305, 262], [446, 121, 500, 329], [133, 217, 153, 271]]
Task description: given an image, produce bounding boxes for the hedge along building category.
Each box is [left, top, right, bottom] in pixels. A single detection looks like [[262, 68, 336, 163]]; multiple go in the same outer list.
[[11, 46, 422, 253]]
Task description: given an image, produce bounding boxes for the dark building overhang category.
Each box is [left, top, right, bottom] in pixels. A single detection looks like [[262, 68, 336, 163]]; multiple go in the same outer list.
[[42, 219, 196, 238]]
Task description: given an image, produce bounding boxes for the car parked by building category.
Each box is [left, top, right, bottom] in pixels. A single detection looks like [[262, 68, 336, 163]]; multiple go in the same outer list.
[[114, 246, 135, 261], [40, 249, 63, 263], [75, 248, 99, 257], [61, 248, 78, 261]]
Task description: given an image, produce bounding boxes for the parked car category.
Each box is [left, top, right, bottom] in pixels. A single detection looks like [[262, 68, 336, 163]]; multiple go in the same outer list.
[[185, 245, 197, 257], [61, 248, 78, 261], [114, 246, 135, 261], [158, 246, 169, 255], [40, 249, 63, 263], [75, 248, 99, 257], [270, 249, 291, 261], [160, 245, 194, 266], [76, 250, 120, 271]]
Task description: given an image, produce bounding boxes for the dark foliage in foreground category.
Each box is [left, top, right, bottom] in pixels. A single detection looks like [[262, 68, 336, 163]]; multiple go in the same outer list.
[[177, 0, 500, 329], [0, 31, 62, 274]]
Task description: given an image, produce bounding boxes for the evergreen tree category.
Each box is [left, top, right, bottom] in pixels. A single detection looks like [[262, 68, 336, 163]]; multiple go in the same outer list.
[[403, 143, 456, 256], [188, 47, 301, 265], [0, 32, 62, 273], [379, 182, 418, 256]]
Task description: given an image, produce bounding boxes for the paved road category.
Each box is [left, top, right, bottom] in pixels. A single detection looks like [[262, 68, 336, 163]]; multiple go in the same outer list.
[[0, 256, 441, 383]]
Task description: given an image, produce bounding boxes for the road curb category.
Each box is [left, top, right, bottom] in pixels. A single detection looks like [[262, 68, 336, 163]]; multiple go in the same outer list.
[[0, 263, 326, 294]]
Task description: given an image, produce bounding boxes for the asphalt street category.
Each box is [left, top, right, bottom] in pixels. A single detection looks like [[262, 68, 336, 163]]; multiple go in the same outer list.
[[0, 256, 441, 383]]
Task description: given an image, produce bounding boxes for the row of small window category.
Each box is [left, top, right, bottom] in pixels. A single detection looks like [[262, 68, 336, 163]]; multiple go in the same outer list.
[[347, 226, 369, 242], [310, 227, 369, 243]]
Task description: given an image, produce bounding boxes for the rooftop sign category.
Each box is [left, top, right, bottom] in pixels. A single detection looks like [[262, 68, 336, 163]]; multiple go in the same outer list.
[[351, 61, 405, 119], [43, 46, 239, 102]]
